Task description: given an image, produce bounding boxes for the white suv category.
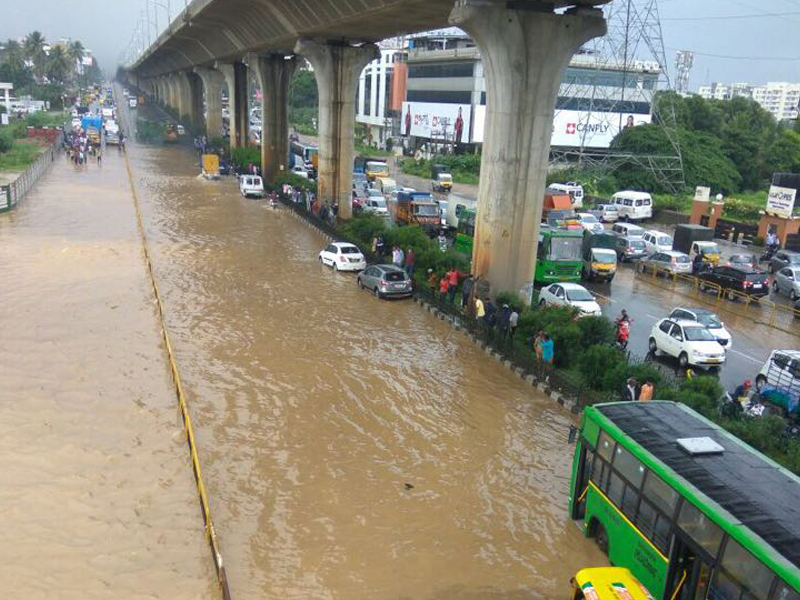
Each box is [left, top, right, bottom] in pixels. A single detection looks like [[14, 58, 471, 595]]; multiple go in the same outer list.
[[642, 230, 673, 254], [649, 318, 726, 369]]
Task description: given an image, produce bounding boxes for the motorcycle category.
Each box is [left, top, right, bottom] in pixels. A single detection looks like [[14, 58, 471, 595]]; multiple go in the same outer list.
[[615, 318, 631, 350], [760, 242, 780, 263]]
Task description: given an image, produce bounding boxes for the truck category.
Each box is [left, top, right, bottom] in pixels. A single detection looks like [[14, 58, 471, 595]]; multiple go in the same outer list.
[[431, 163, 453, 193], [673, 224, 720, 267], [392, 190, 440, 231], [81, 116, 103, 144], [548, 182, 584, 208], [542, 189, 577, 227], [364, 159, 390, 181], [581, 231, 618, 282]]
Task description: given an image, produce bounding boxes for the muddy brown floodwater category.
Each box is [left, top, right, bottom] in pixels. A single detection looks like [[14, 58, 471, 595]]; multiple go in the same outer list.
[[0, 144, 215, 598], [124, 128, 606, 597]]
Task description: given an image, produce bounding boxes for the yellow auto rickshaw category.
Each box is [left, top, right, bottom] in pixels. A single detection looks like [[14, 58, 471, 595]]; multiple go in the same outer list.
[[571, 567, 656, 600]]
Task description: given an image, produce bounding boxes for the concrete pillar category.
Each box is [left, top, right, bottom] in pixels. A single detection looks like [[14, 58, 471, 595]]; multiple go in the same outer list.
[[217, 61, 248, 149], [253, 54, 296, 185], [187, 72, 204, 132], [449, 2, 605, 302], [166, 76, 179, 112], [295, 40, 379, 220], [194, 67, 225, 139], [169, 73, 189, 119]]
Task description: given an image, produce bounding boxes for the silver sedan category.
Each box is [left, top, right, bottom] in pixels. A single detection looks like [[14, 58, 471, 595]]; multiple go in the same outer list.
[[772, 266, 800, 301]]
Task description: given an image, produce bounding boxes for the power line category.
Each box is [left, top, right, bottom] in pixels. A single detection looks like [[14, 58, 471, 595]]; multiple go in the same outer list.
[[662, 10, 800, 20], [665, 47, 800, 61]]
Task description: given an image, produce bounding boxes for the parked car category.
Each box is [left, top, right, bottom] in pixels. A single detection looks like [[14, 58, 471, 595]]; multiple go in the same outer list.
[[698, 265, 769, 299], [770, 250, 800, 274], [611, 191, 653, 221], [668, 307, 732, 348], [363, 197, 390, 218], [641, 230, 674, 255], [611, 222, 645, 238], [575, 213, 605, 234], [318, 242, 366, 272], [755, 350, 800, 414], [589, 203, 619, 223], [649, 318, 726, 369], [239, 175, 264, 198], [614, 236, 648, 262], [637, 251, 692, 275], [357, 264, 413, 299], [727, 253, 758, 269], [772, 266, 800, 301], [538, 282, 601, 317]]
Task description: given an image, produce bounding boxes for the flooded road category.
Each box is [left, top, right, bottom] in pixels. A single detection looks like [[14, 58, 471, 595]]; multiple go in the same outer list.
[[123, 125, 605, 597], [0, 146, 215, 597]]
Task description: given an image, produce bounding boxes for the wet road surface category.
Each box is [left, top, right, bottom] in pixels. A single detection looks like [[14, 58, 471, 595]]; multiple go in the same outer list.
[[0, 143, 216, 597], [121, 109, 606, 597]]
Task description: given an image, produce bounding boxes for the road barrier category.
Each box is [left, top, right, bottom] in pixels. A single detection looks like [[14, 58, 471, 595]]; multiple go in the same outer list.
[[635, 264, 800, 338], [121, 138, 231, 598], [0, 137, 61, 214]]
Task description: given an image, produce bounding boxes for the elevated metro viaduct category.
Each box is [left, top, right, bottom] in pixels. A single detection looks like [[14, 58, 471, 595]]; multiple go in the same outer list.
[[127, 0, 608, 302]]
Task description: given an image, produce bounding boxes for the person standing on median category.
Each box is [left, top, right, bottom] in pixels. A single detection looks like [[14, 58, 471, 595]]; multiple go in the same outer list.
[[540, 334, 554, 365], [404, 248, 415, 278], [639, 379, 654, 401], [475, 296, 485, 322], [509, 308, 519, 338]]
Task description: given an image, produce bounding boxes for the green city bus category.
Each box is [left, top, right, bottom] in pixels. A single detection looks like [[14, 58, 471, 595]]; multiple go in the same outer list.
[[535, 228, 582, 285], [454, 207, 475, 256], [569, 401, 800, 600]]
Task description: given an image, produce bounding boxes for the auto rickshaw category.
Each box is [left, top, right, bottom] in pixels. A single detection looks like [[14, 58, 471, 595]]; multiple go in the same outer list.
[[570, 567, 656, 600]]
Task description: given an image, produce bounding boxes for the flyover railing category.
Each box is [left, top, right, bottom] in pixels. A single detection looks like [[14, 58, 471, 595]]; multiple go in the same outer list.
[[0, 136, 62, 214], [634, 263, 800, 338]]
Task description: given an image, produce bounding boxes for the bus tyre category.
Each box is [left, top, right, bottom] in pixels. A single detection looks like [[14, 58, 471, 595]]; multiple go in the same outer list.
[[595, 523, 609, 555]]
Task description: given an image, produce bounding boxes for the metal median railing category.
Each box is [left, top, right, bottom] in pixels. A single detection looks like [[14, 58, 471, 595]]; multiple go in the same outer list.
[[635, 263, 800, 337], [0, 136, 61, 214]]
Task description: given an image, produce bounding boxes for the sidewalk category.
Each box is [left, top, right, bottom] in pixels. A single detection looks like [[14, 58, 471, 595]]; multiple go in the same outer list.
[[0, 149, 215, 598]]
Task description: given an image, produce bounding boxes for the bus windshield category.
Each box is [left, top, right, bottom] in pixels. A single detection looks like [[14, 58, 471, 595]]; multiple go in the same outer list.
[[548, 236, 582, 261]]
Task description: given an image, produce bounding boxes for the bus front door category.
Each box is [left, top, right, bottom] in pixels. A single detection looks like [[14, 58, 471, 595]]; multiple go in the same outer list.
[[665, 535, 713, 600], [571, 443, 594, 520]]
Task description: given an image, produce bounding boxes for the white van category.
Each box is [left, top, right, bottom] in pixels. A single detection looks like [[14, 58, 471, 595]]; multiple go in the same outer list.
[[611, 191, 653, 221], [549, 182, 584, 208], [375, 177, 397, 198], [239, 175, 265, 198]]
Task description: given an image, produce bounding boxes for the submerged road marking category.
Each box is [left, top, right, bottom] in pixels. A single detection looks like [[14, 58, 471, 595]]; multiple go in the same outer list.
[[729, 349, 762, 364]]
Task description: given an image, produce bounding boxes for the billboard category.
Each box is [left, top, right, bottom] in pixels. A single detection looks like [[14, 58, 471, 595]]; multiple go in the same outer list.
[[766, 185, 797, 219], [401, 101, 471, 144], [471, 105, 652, 148]]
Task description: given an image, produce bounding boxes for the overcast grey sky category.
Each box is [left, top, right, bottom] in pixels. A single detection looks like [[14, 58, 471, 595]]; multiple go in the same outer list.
[[0, 0, 798, 88]]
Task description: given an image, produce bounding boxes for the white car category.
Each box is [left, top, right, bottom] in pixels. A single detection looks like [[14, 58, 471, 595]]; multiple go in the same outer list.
[[649, 318, 726, 369], [668, 307, 732, 349], [642, 230, 674, 255], [576, 213, 605, 234], [363, 197, 389, 217], [318, 242, 366, 272], [538, 282, 602, 317], [239, 175, 265, 198], [291, 165, 309, 178], [611, 222, 645, 239]]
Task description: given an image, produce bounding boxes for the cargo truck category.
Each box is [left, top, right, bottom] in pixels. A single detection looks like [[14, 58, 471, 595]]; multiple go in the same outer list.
[[392, 190, 440, 231], [673, 224, 720, 268], [431, 164, 453, 193], [581, 231, 618, 282]]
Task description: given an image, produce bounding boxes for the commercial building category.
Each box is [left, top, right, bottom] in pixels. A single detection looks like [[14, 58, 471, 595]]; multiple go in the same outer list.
[[697, 81, 800, 122], [385, 29, 659, 152], [354, 39, 406, 147]]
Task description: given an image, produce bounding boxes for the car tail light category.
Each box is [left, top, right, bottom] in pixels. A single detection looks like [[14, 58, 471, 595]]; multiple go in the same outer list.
[[380, 280, 387, 288], [743, 280, 751, 287]]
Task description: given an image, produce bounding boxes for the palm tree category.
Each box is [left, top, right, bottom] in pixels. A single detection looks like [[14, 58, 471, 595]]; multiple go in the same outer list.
[[23, 31, 46, 80], [0, 39, 33, 88], [46, 46, 70, 84], [67, 40, 84, 79]]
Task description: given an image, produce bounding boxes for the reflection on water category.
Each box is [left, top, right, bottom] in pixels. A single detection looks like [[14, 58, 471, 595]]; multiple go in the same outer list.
[[129, 141, 605, 599], [0, 150, 215, 598]]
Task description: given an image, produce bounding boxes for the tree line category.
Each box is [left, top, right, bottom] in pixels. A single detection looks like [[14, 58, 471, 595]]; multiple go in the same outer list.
[[0, 31, 102, 109], [611, 91, 800, 195]]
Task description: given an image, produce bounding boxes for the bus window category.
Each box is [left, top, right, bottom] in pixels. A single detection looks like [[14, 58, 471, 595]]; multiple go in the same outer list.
[[773, 581, 800, 600], [597, 431, 615, 461], [710, 538, 774, 600], [612, 445, 645, 488], [642, 471, 678, 517], [677, 501, 723, 557]]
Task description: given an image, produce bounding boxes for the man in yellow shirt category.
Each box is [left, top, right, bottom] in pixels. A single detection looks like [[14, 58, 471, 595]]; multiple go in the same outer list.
[[475, 296, 485, 320]]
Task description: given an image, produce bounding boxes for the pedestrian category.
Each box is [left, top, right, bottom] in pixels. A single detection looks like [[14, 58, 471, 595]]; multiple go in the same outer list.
[[497, 304, 511, 338], [733, 379, 752, 404], [509, 308, 519, 338], [404, 248, 415, 278], [96, 150, 102, 165], [622, 377, 639, 401], [392, 246, 400, 266], [447, 268, 460, 303], [461, 274, 473, 308], [475, 296, 485, 322], [540, 333, 554, 365], [639, 378, 654, 401], [375, 235, 385, 259], [485, 298, 497, 327], [427, 268, 438, 293], [438, 230, 448, 253], [397, 246, 405, 267], [439, 275, 450, 299], [534, 331, 545, 359]]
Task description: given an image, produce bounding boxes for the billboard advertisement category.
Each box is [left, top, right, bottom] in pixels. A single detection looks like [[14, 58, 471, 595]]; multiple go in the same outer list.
[[471, 105, 652, 148], [766, 185, 797, 219], [401, 101, 471, 144]]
